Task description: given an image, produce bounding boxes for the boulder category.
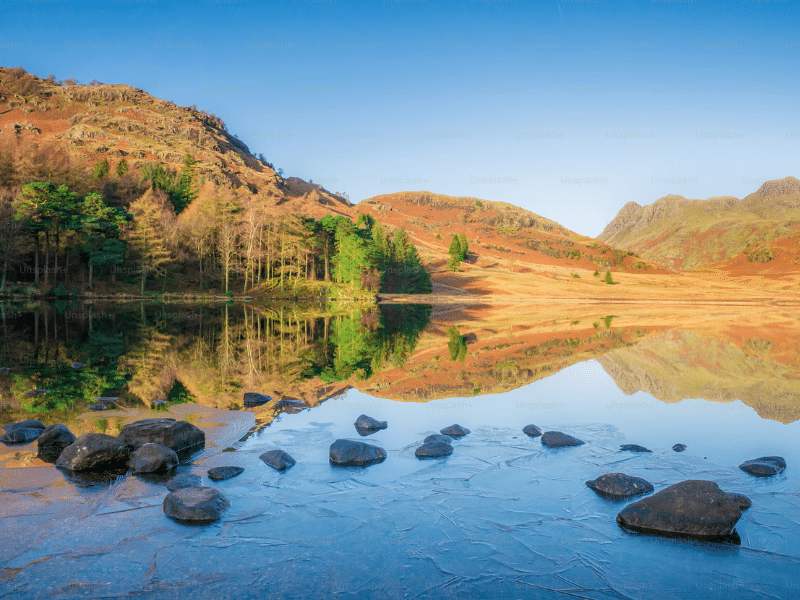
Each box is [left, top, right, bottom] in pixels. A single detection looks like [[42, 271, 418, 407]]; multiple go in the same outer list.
[[130, 443, 179, 473], [586, 473, 654, 500], [165, 472, 202, 491], [672, 444, 687, 452], [440, 424, 470, 438], [354, 414, 388, 435], [522, 424, 542, 438], [3, 419, 45, 433], [727, 492, 752, 511], [541, 431, 584, 448], [738, 456, 786, 478], [329, 439, 386, 467], [163, 487, 230, 523], [423, 434, 453, 445], [37, 424, 77, 461], [243, 392, 272, 408], [617, 480, 742, 539], [620, 444, 652, 453], [415, 441, 454, 458], [55, 433, 131, 471], [118, 418, 205, 458], [88, 404, 106, 411], [208, 466, 244, 481], [259, 449, 296, 471], [0, 427, 43, 444]]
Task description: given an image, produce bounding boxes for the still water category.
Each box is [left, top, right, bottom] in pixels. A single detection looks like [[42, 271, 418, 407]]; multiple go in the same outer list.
[[1, 302, 798, 599]]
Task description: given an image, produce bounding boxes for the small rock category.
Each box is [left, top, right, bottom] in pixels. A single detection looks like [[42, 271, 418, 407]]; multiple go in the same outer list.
[[0, 427, 43, 444], [739, 456, 786, 478], [541, 431, 584, 448], [440, 424, 470, 438], [522, 424, 542, 438], [354, 414, 388, 434], [71, 362, 85, 369], [423, 434, 453, 445], [130, 443, 179, 473], [259, 449, 296, 471], [94, 397, 118, 402], [55, 433, 131, 471], [586, 473, 654, 500], [3, 420, 45, 433], [727, 492, 752, 511], [672, 444, 687, 452], [165, 472, 202, 491], [88, 404, 106, 411], [617, 480, 741, 540], [243, 392, 272, 408], [208, 466, 245, 481], [329, 439, 386, 467], [25, 389, 49, 397], [620, 444, 652, 453], [163, 487, 230, 523], [415, 441, 454, 458], [37, 424, 76, 461]]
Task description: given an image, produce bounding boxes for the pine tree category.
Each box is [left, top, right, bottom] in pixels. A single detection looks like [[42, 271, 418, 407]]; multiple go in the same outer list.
[[458, 233, 468, 260], [126, 189, 173, 293], [93, 159, 110, 180], [115, 158, 129, 177]]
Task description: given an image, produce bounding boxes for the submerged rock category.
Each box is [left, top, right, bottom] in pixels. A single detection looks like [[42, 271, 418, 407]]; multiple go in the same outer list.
[[617, 480, 741, 540], [672, 444, 687, 452], [620, 444, 652, 453], [738, 456, 786, 477], [440, 424, 470, 438], [37, 424, 77, 461], [55, 433, 131, 471], [118, 418, 205, 457], [541, 431, 584, 448], [354, 414, 388, 435], [423, 434, 453, 445], [163, 487, 230, 523], [131, 443, 179, 473], [329, 439, 386, 466], [727, 492, 752, 511], [522, 424, 542, 438], [415, 441, 454, 458], [165, 472, 202, 491], [243, 392, 272, 408], [259, 449, 296, 471], [586, 473, 654, 500], [208, 466, 245, 481]]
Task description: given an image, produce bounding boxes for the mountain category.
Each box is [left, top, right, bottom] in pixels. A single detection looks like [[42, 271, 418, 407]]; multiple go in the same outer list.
[[598, 177, 800, 270], [0, 66, 352, 219]]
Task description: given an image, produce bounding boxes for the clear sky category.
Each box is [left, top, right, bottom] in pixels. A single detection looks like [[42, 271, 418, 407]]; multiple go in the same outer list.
[[2, 0, 799, 237]]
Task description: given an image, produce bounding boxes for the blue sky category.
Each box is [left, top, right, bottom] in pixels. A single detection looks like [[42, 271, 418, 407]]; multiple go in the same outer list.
[[2, 0, 799, 236]]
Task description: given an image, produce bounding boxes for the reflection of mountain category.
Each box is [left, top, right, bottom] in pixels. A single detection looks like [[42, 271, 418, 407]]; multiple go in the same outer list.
[[597, 330, 800, 423]]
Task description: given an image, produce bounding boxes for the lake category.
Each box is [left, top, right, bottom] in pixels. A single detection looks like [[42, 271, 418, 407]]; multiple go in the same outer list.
[[1, 301, 798, 599]]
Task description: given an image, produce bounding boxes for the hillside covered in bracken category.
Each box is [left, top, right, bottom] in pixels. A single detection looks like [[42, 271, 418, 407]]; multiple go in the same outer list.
[[598, 176, 800, 270]]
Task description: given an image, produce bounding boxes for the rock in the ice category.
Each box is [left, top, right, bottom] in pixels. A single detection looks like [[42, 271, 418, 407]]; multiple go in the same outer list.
[[586, 473, 654, 500], [620, 444, 652, 453], [259, 449, 296, 471], [130, 442, 179, 473], [3, 419, 45, 433], [415, 441, 454, 458], [522, 424, 542, 438], [672, 444, 687, 452], [165, 472, 202, 491], [440, 424, 470, 438], [55, 433, 131, 471], [118, 418, 205, 457], [423, 434, 453, 445], [0, 427, 43, 444], [243, 392, 272, 408], [208, 466, 244, 481], [738, 456, 786, 478], [726, 492, 752, 511], [541, 431, 584, 448], [163, 487, 230, 523], [329, 439, 386, 467], [37, 424, 76, 461], [354, 414, 387, 435]]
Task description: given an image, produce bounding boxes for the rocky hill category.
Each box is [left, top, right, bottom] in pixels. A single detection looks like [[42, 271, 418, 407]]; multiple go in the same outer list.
[[598, 177, 800, 270]]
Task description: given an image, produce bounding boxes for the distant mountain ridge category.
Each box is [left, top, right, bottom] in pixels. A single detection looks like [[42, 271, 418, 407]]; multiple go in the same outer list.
[[598, 177, 800, 269]]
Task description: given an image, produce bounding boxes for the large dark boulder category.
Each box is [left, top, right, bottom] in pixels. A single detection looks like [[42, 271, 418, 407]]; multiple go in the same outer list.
[[208, 466, 244, 481], [0, 427, 43, 444], [354, 414, 387, 436], [522, 424, 542, 438], [329, 439, 386, 466], [37, 424, 77, 462], [617, 480, 742, 540], [55, 433, 131, 471], [415, 441, 454, 459], [738, 456, 786, 477], [165, 472, 202, 491], [620, 444, 651, 453], [541, 431, 584, 448], [440, 424, 470, 438], [727, 492, 752, 511], [118, 418, 205, 458], [424, 434, 453, 445], [3, 419, 45, 433], [243, 392, 272, 408], [130, 443, 179, 473], [259, 449, 296, 471], [586, 473, 654, 500], [163, 487, 230, 523]]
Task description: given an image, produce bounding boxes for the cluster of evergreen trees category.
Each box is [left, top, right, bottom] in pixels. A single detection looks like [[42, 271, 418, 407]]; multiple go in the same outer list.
[[447, 233, 469, 270], [0, 151, 431, 296]]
